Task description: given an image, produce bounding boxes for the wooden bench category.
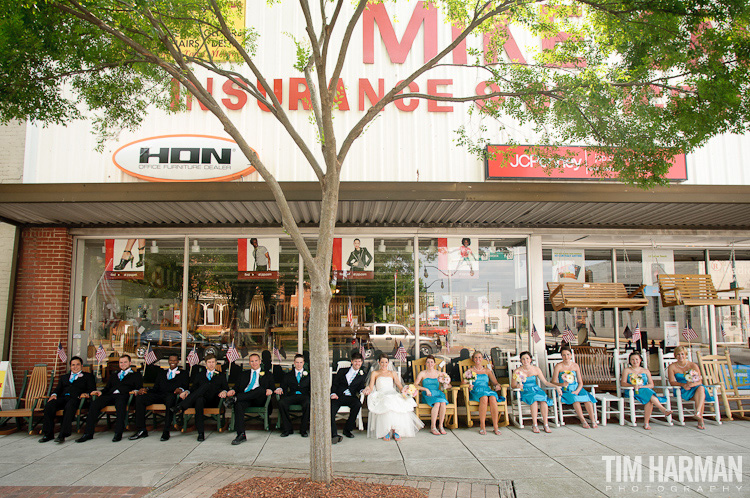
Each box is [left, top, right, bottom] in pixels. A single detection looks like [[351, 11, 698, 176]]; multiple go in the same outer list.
[[697, 350, 750, 420], [547, 282, 648, 311], [571, 346, 617, 392], [657, 274, 741, 307]]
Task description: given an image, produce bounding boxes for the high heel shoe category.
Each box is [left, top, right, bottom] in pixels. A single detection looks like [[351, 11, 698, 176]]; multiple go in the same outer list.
[[136, 245, 145, 268], [114, 250, 134, 271]]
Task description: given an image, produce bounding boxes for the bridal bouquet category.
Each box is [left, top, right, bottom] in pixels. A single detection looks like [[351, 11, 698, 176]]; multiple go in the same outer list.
[[688, 369, 702, 383], [401, 384, 418, 398], [628, 373, 644, 394], [561, 371, 575, 389], [463, 370, 477, 389], [512, 371, 527, 386], [437, 372, 452, 391]]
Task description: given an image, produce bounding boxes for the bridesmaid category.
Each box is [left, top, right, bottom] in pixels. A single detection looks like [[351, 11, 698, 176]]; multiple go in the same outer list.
[[621, 351, 672, 430], [415, 355, 448, 435], [552, 346, 598, 428], [667, 345, 713, 429], [462, 351, 504, 435], [511, 351, 560, 433]]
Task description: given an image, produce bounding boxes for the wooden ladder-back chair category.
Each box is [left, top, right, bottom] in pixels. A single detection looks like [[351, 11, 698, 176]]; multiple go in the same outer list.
[[411, 357, 460, 429], [0, 364, 48, 434], [616, 351, 673, 427], [697, 350, 750, 420], [658, 348, 721, 426]]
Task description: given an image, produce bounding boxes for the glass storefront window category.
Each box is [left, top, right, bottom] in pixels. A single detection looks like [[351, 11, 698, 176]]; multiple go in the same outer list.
[[708, 249, 750, 344]]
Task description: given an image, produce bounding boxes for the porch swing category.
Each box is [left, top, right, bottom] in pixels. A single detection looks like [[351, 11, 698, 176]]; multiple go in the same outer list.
[[656, 247, 742, 307]]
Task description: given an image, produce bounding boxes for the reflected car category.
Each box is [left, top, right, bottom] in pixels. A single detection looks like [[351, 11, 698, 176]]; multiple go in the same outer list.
[[135, 328, 227, 360], [367, 323, 439, 357]]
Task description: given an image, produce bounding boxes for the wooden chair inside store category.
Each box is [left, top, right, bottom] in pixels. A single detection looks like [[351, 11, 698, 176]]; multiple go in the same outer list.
[[0, 364, 48, 434], [547, 282, 648, 312], [571, 346, 618, 392], [657, 274, 742, 307], [457, 358, 509, 428], [410, 357, 460, 429], [697, 350, 750, 421]]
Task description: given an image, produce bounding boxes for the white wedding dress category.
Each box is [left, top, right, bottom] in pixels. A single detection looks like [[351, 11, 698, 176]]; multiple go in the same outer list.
[[366, 376, 424, 438]]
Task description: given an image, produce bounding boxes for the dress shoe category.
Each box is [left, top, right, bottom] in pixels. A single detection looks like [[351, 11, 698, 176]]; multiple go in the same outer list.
[[55, 436, 66, 444], [300, 431, 308, 438], [112, 433, 123, 442], [280, 431, 292, 437], [129, 430, 148, 440], [38, 435, 53, 443], [332, 435, 343, 444], [76, 434, 93, 443], [197, 433, 205, 442], [231, 434, 247, 445], [343, 430, 355, 438], [160, 432, 170, 441]]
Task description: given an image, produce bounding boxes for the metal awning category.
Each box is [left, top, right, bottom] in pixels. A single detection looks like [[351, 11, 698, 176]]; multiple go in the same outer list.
[[0, 182, 749, 230]]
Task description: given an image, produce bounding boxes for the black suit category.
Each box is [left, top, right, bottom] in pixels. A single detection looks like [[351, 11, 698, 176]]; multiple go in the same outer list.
[[134, 368, 189, 433], [232, 368, 273, 436], [330, 366, 367, 436], [278, 369, 311, 433], [84, 369, 143, 436], [42, 371, 96, 438], [177, 370, 229, 433]]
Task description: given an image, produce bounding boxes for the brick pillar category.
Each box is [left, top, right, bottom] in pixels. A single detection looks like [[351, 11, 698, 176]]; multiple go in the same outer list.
[[10, 227, 72, 391]]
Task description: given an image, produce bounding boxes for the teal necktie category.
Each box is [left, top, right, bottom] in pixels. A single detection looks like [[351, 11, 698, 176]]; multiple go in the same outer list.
[[297, 371, 301, 383], [207, 371, 213, 381], [118, 371, 125, 381], [168, 370, 174, 380], [245, 371, 257, 393], [70, 373, 79, 382]]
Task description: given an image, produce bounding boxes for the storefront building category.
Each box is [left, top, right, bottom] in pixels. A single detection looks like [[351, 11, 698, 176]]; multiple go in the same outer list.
[[1, 1, 750, 385]]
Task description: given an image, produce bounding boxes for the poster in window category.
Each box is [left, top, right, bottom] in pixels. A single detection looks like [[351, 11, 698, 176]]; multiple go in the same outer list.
[[106, 238, 146, 280], [238, 238, 279, 279], [642, 249, 674, 296], [551, 248, 585, 282], [437, 237, 479, 279], [332, 237, 374, 280]]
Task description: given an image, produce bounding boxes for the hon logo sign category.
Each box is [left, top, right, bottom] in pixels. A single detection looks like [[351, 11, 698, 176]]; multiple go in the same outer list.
[[112, 134, 256, 182]]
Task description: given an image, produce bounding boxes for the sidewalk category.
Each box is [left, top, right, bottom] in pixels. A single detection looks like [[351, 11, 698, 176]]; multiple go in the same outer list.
[[0, 420, 747, 497]]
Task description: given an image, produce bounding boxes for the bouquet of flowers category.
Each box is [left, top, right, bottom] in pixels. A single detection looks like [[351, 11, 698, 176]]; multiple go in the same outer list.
[[628, 373, 644, 394], [688, 369, 702, 383], [463, 369, 477, 388], [561, 371, 575, 390], [401, 384, 418, 398], [437, 372, 452, 391], [512, 371, 527, 386]]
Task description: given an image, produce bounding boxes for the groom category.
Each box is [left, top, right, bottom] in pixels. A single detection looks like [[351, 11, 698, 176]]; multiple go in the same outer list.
[[330, 352, 369, 444]]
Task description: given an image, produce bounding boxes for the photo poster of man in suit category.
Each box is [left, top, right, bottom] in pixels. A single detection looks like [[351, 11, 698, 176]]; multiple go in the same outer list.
[[332, 237, 374, 280], [237, 237, 279, 280], [437, 237, 479, 279], [106, 238, 146, 280]]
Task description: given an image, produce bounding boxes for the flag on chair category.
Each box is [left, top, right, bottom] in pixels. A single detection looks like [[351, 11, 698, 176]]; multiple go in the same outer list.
[[273, 341, 282, 363], [682, 322, 698, 342], [226, 341, 240, 363], [562, 326, 575, 344], [395, 341, 407, 363], [56, 342, 67, 363], [721, 323, 726, 338], [95, 344, 107, 363], [632, 322, 641, 342], [347, 298, 353, 325], [144, 343, 158, 365], [531, 325, 541, 344], [187, 345, 200, 367]]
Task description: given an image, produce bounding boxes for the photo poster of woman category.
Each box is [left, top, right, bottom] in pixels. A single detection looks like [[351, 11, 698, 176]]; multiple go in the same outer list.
[[551, 248, 585, 282], [238, 237, 279, 279], [437, 237, 479, 279], [332, 237, 374, 279], [106, 238, 146, 279], [641, 249, 674, 296]]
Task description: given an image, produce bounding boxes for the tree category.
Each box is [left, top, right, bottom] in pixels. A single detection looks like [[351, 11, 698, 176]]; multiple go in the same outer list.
[[2, 0, 749, 482]]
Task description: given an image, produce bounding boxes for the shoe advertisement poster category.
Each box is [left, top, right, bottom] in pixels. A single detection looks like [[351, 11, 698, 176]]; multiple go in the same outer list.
[[551, 248, 585, 282], [332, 237, 374, 280], [106, 238, 146, 280], [238, 237, 279, 280]]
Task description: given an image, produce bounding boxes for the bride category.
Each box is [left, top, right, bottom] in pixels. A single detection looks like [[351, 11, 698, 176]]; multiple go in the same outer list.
[[366, 354, 424, 441]]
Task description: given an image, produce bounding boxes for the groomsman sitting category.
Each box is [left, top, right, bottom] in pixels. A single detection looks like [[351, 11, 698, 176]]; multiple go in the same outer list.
[[275, 354, 310, 438], [330, 352, 367, 444], [227, 353, 273, 445], [129, 354, 189, 441], [39, 356, 95, 444], [175, 354, 229, 441], [77, 354, 143, 443]]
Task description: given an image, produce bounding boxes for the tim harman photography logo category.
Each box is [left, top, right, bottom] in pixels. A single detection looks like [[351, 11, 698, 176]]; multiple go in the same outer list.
[[602, 455, 743, 494]]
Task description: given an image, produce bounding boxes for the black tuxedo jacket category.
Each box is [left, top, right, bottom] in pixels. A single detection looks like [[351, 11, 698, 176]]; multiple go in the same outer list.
[[280, 369, 310, 397], [151, 368, 189, 396], [189, 370, 229, 397], [101, 369, 143, 396], [331, 367, 366, 398], [53, 371, 96, 399], [234, 369, 274, 394]]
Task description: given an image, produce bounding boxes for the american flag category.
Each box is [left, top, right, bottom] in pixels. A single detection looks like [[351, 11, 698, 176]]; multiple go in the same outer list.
[[95, 344, 107, 363], [632, 322, 641, 342], [395, 341, 407, 363], [272, 341, 282, 363], [562, 325, 575, 344], [225, 341, 240, 363], [531, 325, 541, 344], [144, 342, 158, 365], [720, 323, 726, 338], [57, 342, 67, 363], [682, 322, 698, 342], [187, 345, 200, 367], [347, 298, 353, 325]]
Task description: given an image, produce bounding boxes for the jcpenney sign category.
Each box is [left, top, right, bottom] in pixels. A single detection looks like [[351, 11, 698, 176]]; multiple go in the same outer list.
[[112, 134, 256, 182]]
